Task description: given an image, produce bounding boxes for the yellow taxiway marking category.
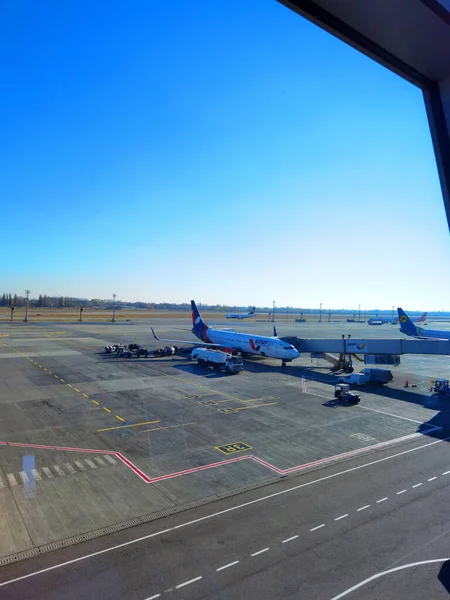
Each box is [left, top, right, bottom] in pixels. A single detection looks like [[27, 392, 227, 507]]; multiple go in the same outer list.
[[97, 420, 160, 433], [140, 422, 197, 434], [103, 407, 111, 413], [67, 383, 73, 388], [83, 393, 89, 398], [115, 415, 125, 422], [60, 378, 65, 383], [43, 368, 47, 371], [54, 375, 59, 379], [73, 387, 81, 393], [92, 400, 100, 405]]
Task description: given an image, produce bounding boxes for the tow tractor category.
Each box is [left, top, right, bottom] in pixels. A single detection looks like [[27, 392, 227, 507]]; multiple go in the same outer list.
[[431, 379, 450, 396], [334, 383, 361, 405]]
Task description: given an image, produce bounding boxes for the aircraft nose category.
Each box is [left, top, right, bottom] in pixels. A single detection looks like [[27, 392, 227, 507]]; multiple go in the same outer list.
[[291, 348, 300, 359]]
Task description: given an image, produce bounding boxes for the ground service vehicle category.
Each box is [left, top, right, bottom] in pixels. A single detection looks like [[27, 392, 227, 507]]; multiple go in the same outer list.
[[432, 379, 450, 395], [338, 368, 393, 386], [334, 383, 360, 405], [190, 348, 244, 373]]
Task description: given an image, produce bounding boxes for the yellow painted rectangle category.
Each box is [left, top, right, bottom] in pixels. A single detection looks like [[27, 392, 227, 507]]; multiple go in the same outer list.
[[115, 415, 125, 422], [83, 393, 89, 398], [73, 388, 81, 393], [103, 407, 111, 413], [215, 442, 252, 455]]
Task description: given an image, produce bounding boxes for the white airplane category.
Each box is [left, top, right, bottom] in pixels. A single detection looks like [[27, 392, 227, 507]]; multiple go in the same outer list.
[[368, 311, 427, 325], [398, 308, 447, 339], [152, 300, 300, 365], [226, 306, 256, 319]]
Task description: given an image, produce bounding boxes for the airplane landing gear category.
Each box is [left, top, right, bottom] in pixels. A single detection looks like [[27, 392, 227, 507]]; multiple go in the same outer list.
[[281, 361, 287, 369]]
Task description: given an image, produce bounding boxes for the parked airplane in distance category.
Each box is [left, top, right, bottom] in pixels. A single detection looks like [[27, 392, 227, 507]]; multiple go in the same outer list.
[[398, 308, 447, 339], [226, 306, 256, 319], [152, 301, 300, 365], [368, 311, 427, 325]]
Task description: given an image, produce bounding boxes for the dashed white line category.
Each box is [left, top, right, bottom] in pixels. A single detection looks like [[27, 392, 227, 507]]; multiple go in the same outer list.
[[357, 505, 370, 511], [145, 595, 161, 600], [42, 467, 53, 479], [412, 483, 423, 488], [282, 535, 299, 544], [216, 561, 239, 571], [18, 471, 29, 484], [31, 469, 42, 481], [250, 548, 269, 557], [335, 514, 349, 521], [428, 477, 437, 481], [310, 524, 326, 531], [376, 497, 388, 504], [443, 471, 450, 476], [397, 489, 407, 495], [175, 576, 202, 589]]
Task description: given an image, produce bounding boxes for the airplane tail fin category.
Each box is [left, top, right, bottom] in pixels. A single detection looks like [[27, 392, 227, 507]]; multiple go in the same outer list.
[[273, 326, 278, 337], [398, 308, 418, 336], [191, 300, 209, 340], [419, 312, 427, 322], [250, 306, 256, 315]]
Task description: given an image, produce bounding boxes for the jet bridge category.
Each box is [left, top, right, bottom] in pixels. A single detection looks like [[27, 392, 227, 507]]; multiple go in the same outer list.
[[282, 336, 450, 370]]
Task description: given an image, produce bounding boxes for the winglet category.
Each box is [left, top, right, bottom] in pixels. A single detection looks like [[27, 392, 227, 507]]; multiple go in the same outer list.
[[273, 326, 278, 338], [151, 327, 160, 341], [397, 308, 418, 337]]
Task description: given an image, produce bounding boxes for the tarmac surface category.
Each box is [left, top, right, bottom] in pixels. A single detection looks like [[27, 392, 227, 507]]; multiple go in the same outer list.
[[1, 316, 450, 568]]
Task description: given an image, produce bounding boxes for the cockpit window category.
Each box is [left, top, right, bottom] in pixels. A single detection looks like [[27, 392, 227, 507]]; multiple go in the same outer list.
[[283, 346, 293, 350]]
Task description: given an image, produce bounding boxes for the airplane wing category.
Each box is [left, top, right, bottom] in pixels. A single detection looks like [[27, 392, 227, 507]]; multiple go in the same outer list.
[[151, 328, 222, 347]]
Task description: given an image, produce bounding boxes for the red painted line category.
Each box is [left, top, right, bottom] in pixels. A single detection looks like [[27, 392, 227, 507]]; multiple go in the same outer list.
[[115, 453, 152, 483], [0, 430, 427, 485]]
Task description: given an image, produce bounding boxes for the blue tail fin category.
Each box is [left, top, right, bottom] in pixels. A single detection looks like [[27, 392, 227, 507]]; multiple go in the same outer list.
[[191, 300, 211, 342], [273, 326, 278, 337], [398, 308, 418, 336]]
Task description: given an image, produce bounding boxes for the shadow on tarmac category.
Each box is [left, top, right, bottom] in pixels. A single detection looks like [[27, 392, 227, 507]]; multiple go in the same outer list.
[[438, 560, 450, 593], [244, 359, 450, 441]]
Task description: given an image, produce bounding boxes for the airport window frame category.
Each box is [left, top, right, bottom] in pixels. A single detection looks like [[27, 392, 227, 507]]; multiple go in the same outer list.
[[278, 0, 450, 232]]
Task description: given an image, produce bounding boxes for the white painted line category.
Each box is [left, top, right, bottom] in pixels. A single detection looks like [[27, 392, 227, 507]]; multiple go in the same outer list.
[[42, 467, 53, 479], [428, 477, 437, 481], [175, 576, 202, 589], [330, 558, 449, 600], [251, 548, 269, 557], [216, 560, 239, 571], [335, 514, 348, 521], [144, 595, 161, 600], [2, 435, 448, 589], [443, 470, 450, 475], [64, 463, 77, 475], [412, 483, 423, 488], [357, 505, 370, 511], [310, 524, 326, 531], [376, 497, 388, 504], [74, 461, 86, 471], [358, 405, 424, 424], [397, 489, 407, 495], [52, 465, 65, 477], [104, 455, 117, 464], [95, 457, 106, 467], [19, 471, 29, 484], [84, 459, 97, 469], [282, 535, 299, 544], [31, 469, 42, 481]]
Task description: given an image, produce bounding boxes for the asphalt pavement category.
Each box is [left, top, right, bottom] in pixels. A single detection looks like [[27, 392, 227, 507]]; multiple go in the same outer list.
[[2, 433, 450, 599]]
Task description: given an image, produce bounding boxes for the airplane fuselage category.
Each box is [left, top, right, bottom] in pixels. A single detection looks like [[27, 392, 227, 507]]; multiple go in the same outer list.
[[194, 325, 299, 361]]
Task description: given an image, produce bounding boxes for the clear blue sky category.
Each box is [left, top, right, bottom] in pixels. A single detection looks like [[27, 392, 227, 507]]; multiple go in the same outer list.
[[1, 0, 449, 310]]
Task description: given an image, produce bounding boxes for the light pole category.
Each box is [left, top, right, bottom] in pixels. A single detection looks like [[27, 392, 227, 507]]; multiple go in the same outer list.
[[273, 300, 275, 323], [392, 305, 394, 320], [358, 304, 361, 323], [112, 294, 116, 322], [79, 306, 83, 322], [319, 303, 322, 323], [24, 290, 30, 322]]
